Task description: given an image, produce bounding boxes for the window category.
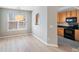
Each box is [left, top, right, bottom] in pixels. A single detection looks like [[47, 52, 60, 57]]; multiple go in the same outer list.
[[19, 22, 25, 29], [15, 15, 25, 22], [9, 22, 17, 30], [8, 11, 26, 31]]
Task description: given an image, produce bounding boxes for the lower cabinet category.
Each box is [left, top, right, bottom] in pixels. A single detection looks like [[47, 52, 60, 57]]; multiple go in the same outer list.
[[57, 28, 79, 41], [75, 30, 79, 41], [57, 28, 64, 37]]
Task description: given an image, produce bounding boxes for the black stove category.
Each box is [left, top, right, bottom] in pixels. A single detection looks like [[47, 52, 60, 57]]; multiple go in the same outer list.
[[64, 28, 75, 41], [64, 23, 78, 41]]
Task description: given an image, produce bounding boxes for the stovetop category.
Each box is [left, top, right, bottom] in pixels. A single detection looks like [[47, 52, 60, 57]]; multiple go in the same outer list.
[[58, 25, 79, 30]]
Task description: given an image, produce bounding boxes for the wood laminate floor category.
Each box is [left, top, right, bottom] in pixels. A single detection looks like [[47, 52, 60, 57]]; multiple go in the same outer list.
[[0, 34, 78, 52]]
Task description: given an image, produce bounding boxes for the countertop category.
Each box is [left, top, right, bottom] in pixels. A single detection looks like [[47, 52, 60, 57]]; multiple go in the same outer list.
[[58, 25, 79, 30]]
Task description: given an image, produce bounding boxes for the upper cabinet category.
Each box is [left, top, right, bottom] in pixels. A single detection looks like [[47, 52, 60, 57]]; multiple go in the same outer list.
[[57, 13, 60, 23], [66, 10, 71, 17], [71, 10, 77, 17], [77, 10, 79, 23], [58, 11, 66, 23], [66, 9, 77, 17]]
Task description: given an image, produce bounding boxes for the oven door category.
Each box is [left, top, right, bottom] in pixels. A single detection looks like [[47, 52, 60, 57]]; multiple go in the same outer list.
[[64, 29, 75, 40]]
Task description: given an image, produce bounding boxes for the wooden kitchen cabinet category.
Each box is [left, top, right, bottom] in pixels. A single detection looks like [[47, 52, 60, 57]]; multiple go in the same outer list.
[[71, 10, 77, 17], [57, 10, 78, 23], [77, 10, 79, 23], [57, 28, 64, 37], [66, 10, 77, 17], [75, 30, 79, 41], [58, 12, 66, 23], [66, 11, 71, 17], [57, 13, 60, 23]]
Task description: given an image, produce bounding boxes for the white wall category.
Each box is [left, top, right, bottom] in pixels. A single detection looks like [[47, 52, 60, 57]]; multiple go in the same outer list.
[[0, 8, 32, 37], [32, 6, 62, 46], [47, 7, 62, 45], [0, 9, 1, 34], [32, 7, 48, 43]]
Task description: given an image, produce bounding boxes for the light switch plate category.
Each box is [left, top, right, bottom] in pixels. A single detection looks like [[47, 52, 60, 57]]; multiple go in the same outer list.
[[49, 25, 53, 28]]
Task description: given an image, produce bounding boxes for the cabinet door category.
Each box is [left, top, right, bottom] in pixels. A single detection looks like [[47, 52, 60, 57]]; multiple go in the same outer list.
[[57, 28, 64, 37], [71, 10, 77, 17], [66, 11, 71, 17], [59, 12, 66, 23], [57, 13, 60, 23], [75, 30, 79, 41], [77, 10, 79, 23]]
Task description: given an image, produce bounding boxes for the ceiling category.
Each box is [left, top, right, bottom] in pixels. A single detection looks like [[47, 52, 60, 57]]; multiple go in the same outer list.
[[58, 6, 79, 12], [0, 6, 37, 11], [0, 6, 79, 12]]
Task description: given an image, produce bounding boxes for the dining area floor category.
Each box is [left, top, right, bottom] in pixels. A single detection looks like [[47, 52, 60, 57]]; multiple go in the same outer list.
[[0, 34, 78, 52]]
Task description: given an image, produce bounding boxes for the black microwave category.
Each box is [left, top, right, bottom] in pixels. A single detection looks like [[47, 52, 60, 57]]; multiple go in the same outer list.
[[66, 17, 77, 23]]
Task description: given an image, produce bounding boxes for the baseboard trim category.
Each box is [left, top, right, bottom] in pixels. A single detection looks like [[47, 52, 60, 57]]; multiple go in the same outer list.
[[32, 34, 47, 45], [0, 33, 32, 38], [32, 34, 58, 47]]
